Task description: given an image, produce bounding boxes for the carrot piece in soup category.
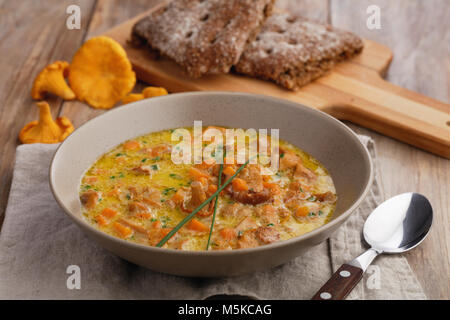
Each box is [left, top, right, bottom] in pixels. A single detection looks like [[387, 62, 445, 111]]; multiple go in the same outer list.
[[189, 167, 210, 180], [124, 140, 140, 150], [135, 213, 152, 219], [295, 206, 310, 218], [263, 182, 281, 195], [232, 178, 249, 191], [107, 186, 121, 197], [195, 161, 215, 170], [101, 208, 118, 219], [151, 220, 162, 229], [198, 177, 208, 186], [85, 176, 98, 183], [95, 215, 108, 226], [222, 166, 236, 176], [220, 227, 237, 240], [148, 227, 172, 246], [171, 188, 187, 206], [187, 219, 209, 232], [207, 184, 218, 195], [113, 222, 133, 238]]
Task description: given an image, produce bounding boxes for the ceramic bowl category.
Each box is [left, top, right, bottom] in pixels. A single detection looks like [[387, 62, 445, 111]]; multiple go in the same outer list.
[[50, 92, 373, 277]]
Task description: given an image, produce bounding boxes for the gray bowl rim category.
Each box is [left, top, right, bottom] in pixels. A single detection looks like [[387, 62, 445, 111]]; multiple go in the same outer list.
[[49, 91, 374, 257]]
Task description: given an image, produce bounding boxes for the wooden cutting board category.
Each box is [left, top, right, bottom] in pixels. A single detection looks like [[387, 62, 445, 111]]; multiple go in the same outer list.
[[103, 6, 450, 159]]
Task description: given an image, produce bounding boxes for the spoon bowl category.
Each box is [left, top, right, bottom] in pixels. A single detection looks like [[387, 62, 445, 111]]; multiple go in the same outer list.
[[313, 192, 433, 300], [363, 193, 433, 253]]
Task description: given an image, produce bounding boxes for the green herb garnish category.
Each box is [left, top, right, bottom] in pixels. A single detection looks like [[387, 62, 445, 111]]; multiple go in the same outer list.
[[141, 158, 148, 163], [151, 164, 159, 170], [162, 187, 176, 196], [307, 196, 316, 201], [156, 158, 252, 248], [267, 223, 274, 226], [206, 160, 223, 250], [169, 173, 182, 180]]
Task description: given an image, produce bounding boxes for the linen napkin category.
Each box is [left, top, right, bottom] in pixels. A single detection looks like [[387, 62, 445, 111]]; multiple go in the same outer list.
[[0, 137, 426, 299]]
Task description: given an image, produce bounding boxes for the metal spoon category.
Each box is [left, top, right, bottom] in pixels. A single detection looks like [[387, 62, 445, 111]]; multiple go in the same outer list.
[[312, 192, 433, 300]]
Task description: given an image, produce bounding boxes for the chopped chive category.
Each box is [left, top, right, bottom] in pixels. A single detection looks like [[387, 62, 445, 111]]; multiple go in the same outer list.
[[299, 186, 303, 192], [318, 210, 324, 216], [267, 223, 274, 226], [162, 187, 176, 196], [206, 160, 224, 250], [110, 176, 115, 179], [280, 153, 285, 158], [152, 156, 160, 162], [151, 164, 159, 170], [119, 172, 125, 178], [141, 158, 148, 163], [126, 194, 131, 200], [156, 157, 253, 248], [307, 196, 316, 201], [237, 230, 243, 238], [169, 173, 182, 180]]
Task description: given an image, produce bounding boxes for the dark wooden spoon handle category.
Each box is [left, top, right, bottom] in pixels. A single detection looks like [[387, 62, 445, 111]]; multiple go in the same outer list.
[[311, 264, 364, 300]]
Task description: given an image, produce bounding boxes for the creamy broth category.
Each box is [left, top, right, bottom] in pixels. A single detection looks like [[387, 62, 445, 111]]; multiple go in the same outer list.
[[79, 126, 336, 251]]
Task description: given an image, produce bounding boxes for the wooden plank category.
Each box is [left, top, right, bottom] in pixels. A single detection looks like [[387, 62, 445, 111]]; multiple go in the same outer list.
[[0, 0, 96, 224], [331, 0, 450, 300]]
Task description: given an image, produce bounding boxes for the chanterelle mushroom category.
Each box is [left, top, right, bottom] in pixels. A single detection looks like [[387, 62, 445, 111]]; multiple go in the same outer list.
[[122, 86, 168, 105], [68, 36, 136, 109], [31, 61, 76, 100], [19, 101, 74, 144]]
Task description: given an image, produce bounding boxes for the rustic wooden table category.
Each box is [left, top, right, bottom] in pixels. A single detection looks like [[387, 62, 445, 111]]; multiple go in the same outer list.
[[0, 0, 448, 299]]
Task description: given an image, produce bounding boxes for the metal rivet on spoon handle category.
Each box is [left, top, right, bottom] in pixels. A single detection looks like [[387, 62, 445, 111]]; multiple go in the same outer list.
[[312, 193, 433, 300]]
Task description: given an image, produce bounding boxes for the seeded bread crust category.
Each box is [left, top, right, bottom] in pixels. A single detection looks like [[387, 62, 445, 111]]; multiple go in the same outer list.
[[235, 12, 364, 90], [132, 0, 274, 78]]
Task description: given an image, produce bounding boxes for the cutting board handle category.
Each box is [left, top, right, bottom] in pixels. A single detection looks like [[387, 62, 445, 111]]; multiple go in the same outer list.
[[320, 70, 450, 159]]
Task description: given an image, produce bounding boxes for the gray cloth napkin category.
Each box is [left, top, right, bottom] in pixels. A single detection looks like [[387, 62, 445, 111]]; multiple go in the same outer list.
[[0, 137, 426, 299]]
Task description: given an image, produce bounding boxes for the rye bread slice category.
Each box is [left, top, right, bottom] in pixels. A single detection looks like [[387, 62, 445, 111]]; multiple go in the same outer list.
[[132, 0, 274, 78], [235, 12, 364, 90]]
